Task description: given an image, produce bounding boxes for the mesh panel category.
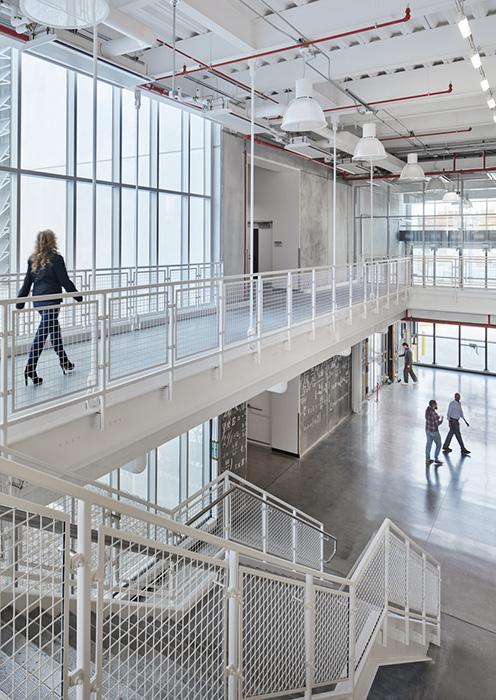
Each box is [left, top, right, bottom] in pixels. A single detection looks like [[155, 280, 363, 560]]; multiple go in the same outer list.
[[295, 520, 323, 570], [424, 560, 440, 618], [98, 530, 226, 700], [0, 496, 69, 699], [291, 271, 313, 326], [175, 283, 219, 360], [314, 587, 350, 685], [224, 281, 256, 346], [354, 538, 386, 669], [261, 276, 287, 335], [266, 505, 293, 561], [229, 490, 263, 550], [12, 301, 98, 414], [241, 569, 305, 698], [408, 550, 424, 613], [108, 289, 169, 381], [388, 533, 407, 609]]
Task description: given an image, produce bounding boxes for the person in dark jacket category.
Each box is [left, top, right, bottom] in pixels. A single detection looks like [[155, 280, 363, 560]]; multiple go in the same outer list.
[[17, 229, 82, 385], [400, 341, 418, 384]]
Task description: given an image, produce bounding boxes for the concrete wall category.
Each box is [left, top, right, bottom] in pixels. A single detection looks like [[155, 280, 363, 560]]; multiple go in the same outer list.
[[221, 131, 245, 275]]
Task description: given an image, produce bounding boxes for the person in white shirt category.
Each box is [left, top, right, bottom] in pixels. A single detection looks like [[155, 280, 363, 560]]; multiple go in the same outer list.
[[442, 393, 471, 456]]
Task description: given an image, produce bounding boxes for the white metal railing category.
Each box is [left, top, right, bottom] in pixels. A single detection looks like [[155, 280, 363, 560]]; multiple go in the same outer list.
[[412, 254, 496, 289], [0, 456, 441, 700], [0, 256, 411, 437], [0, 445, 334, 572], [0, 261, 224, 298]]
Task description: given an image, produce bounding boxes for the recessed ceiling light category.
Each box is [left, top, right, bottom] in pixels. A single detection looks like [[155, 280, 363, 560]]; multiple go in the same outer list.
[[471, 53, 482, 69], [481, 78, 490, 92], [488, 97, 496, 109], [458, 15, 472, 39]]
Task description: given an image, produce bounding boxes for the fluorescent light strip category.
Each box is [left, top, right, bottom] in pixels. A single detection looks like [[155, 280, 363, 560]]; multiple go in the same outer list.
[[481, 78, 490, 92], [488, 97, 496, 109], [458, 15, 472, 39], [471, 52, 482, 69]]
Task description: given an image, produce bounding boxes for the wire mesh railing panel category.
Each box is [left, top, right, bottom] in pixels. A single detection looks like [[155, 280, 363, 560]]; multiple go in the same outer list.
[[314, 269, 333, 318], [266, 505, 293, 562], [424, 560, 439, 618], [290, 271, 313, 326], [174, 283, 219, 361], [89, 271, 130, 290], [0, 495, 69, 699], [354, 537, 386, 669], [97, 530, 227, 700], [229, 489, 263, 551], [388, 533, 407, 609], [241, 569, 306, 699], [408, 549, 424, 613], [314, 587, 350, 686], [295, 520, 323, 570], [261, 276, 288, 335], [224, 280, 256, 346], [11, 300, 98, 414], [108, 290, 169, 382]]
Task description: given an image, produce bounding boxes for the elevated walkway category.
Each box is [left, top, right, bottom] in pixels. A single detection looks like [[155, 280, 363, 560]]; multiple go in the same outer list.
[[1, 259, 410, 477]]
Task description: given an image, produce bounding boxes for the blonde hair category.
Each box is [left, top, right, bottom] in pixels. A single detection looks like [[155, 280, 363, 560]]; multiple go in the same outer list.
[[31, 229, 58, 272]]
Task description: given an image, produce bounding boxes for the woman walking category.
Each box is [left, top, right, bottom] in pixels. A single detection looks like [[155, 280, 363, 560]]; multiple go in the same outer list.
[[17, 230, 82, 385]]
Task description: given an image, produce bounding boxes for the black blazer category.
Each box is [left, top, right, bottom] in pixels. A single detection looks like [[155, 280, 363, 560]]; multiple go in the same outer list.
[[17, 254, 83, 309]]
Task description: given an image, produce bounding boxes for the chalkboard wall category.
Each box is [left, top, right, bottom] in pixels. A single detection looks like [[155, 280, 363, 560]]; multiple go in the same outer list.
[[218, 402, 248, 478], [299, 355, 352, 455]]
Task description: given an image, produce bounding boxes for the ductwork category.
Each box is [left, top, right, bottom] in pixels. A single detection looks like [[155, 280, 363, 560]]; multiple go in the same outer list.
[[101, 9, 156, 57]]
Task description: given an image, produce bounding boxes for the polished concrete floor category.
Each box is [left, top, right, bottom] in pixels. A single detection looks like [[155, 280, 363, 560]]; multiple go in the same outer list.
[[247, 367, 496, 700]]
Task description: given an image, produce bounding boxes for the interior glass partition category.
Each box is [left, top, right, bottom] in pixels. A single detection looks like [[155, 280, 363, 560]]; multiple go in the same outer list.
[[413, 321, 495, 375]]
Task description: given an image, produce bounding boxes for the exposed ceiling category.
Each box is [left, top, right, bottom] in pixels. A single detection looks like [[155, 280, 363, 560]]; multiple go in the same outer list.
[[4, 0, 496, 184]]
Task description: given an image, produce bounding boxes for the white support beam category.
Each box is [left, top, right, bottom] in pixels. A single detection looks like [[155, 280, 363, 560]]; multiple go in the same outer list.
[[178, 0, 256, 52]]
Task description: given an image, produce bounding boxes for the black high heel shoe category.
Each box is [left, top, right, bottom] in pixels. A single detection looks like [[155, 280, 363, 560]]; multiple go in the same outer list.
[[24, 368, 43, 386], [60, 359, 75, 374]]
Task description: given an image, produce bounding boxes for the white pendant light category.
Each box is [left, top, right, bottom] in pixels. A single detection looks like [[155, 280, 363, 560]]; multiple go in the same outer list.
[[470, 52, 482, 69], [281, 79, 327, 132], [426, 176, 447, 193], [481, 78, 490, 92], [352, 122, 387, 162], [20, 0, 109, 28], [488, 97, 496, 109], [442, 189, 460, 203], [399, 153, 426, 181], [457, 15, 472, 39]]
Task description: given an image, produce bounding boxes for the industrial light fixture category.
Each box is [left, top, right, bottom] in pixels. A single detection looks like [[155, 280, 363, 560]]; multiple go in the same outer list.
[[426, 176, 448, 193], [457, 14, 472, 39], [471, 52, 482, 69], [399, 153, 426, 181], [481, 78, 490, 92], [281, 79, 327, 132], [442, 189, 460, 203], [488, 97, 496, 109], [20, 0, 109, 28], [352, 122, 387, 162]]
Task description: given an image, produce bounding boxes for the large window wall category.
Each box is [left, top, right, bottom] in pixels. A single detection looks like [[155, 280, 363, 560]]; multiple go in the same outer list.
[[414, 321, 496, 374], [99, 421, 215, 510], [1, 48, 220, 273]]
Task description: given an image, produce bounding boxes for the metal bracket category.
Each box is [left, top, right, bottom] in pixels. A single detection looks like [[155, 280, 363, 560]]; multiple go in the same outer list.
[[69, 668, 84, 687]]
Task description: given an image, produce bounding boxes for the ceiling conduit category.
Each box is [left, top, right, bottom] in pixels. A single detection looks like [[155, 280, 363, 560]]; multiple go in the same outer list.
[[381, 127, 472, 141], [156, 6, 411, 81], [344, 164, 496, 181]]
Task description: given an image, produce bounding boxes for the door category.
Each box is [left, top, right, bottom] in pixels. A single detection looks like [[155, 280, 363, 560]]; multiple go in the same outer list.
[[247, 391, 271, 446]]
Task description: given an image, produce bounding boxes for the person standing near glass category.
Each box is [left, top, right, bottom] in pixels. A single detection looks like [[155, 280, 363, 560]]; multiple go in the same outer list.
[[17, 229, 82, 386]]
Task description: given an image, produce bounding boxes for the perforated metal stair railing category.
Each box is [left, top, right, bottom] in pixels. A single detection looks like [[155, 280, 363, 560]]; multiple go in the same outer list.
[[0, 456, 440, 700]]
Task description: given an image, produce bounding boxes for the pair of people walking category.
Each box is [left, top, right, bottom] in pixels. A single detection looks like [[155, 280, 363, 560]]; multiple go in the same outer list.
[[425, 393, 471, 465]]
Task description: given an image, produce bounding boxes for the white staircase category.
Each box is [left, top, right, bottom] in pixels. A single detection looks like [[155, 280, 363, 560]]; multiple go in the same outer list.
[[0, 456, 440, 699]]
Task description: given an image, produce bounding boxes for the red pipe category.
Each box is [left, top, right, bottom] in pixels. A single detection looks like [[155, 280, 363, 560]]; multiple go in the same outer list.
[[343, 163, 496, 182], [381, 126, 472, 141], [0, 24, 29, 42], [323, 83, 453, 114], [156, 38, 279, 104], [156, 7, 411, 81], [404, 315, 496, 329], [141, 82, 204, 111]]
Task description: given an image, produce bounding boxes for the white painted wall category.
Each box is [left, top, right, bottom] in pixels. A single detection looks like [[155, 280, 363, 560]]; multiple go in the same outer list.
[[247, 391, 271, 445], [271, 378, 299, 455]]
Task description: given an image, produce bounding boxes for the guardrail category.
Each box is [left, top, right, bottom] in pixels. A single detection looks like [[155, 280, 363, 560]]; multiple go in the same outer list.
[[0, 456, 440, 700], [0, 256, 411, 439], [412, 254, 496, 289]]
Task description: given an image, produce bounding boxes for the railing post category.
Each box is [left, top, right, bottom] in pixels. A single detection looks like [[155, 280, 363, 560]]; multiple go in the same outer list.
[[311, 268, 316, 337], [256, 276, 263, 362], [396, 260, 400, 304], [376, 262, 380, 311], [348, 582, 357, 691], [292, 508, 298, 564], [348, 264, 353, 322], [304, 574, 316, 700], [363, 262, 367, 318], [386, 260, 391, 306], [262, 493, 268, 554], [1, 304, 9, 447], [383, 524, 390, 647], [405, 539, 410, 646], [421, 552, 427, 646], [218, 278, 224, 378], [75, 499, 94, 699], [287, 271, 293, 335], [227, 550, 241, 700]]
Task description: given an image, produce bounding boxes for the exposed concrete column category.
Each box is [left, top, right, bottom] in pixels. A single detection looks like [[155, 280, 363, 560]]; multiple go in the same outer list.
[[351, 342, 363, 414]]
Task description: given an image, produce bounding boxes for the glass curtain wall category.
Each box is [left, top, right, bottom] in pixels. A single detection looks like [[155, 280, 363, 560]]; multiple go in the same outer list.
[[99, 420, 215, 510], [1, 48, 220, 273], [414, 321, 495, 374]]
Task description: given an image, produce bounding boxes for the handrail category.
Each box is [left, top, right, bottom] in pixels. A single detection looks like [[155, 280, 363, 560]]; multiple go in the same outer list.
[[184, 481, 338, 562]]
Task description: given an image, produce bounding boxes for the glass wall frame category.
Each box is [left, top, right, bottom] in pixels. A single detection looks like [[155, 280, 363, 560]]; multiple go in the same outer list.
[[413, 320, 495, 375], [0, 47, 220, 275]]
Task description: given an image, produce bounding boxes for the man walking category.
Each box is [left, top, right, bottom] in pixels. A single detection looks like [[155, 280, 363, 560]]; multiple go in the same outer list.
[[425, 399, 443, 466], [400, 341, 418, 384], [443, 393, 471, 456]]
